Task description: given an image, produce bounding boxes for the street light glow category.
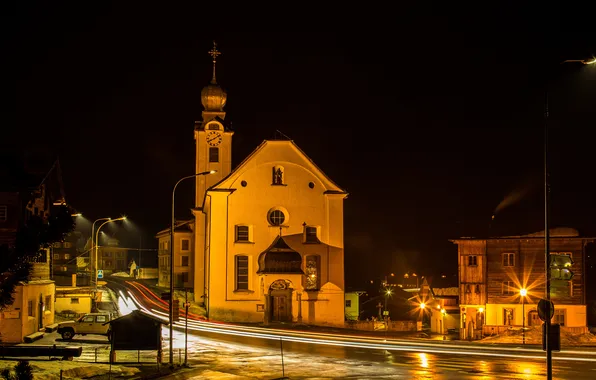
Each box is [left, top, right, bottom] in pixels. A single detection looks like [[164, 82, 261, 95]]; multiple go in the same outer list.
[[209, 170, 217, 174], [520, 288, 527, 297], [420, 303, 425, 309]]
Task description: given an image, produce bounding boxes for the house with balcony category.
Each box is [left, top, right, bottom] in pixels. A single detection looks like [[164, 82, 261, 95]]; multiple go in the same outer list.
[[451, 227, 595, 340]]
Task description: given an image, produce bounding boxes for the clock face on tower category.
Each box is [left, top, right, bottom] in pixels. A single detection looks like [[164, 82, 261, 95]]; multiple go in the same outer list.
[[206, 131, 222, 146]]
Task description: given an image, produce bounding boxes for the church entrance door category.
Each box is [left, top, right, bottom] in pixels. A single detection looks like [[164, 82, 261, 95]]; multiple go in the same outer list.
[[269, 280, 292, 323]]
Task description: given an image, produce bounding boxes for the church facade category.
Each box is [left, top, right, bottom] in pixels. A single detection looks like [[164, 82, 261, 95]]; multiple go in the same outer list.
[[191, 43, 347, 326]]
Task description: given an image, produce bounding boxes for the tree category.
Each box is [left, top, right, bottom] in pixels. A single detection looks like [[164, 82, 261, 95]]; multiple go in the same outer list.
[[0, 205, 75, 309]]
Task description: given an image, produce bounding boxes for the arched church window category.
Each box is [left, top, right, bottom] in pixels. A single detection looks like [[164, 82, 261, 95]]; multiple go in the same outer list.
[[305, 255, 320, 290], [272, 165, 284, 185]]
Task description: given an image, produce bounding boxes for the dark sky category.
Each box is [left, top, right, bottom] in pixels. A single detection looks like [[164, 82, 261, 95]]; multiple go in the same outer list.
[[8, 3, 596, 288]]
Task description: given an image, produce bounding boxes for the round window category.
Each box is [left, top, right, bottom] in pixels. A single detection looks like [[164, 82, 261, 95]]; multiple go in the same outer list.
[[268, 210, 285, 226]]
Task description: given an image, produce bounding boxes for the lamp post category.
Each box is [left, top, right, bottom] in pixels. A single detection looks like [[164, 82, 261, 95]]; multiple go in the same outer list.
[[169, 170, 216, 367], [543, 58, 593, 379], [384, 287, 392, 331], [520, 288, 527, 345], [91, 218, 111, 287], [95, 217, 127, 289]]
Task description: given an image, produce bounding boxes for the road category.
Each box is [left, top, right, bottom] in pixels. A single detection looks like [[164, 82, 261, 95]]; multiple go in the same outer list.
[[39, 278, 596, 379]]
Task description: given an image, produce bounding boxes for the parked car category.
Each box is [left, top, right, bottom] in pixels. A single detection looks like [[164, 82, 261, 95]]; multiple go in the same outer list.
[[57, 313, 112, 341]]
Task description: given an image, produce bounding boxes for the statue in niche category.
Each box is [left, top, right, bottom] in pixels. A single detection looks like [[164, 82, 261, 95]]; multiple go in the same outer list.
[[273, 167, 283, 185]]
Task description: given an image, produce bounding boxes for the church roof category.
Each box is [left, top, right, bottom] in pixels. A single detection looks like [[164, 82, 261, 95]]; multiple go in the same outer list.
[[206, 139, 347, 196]]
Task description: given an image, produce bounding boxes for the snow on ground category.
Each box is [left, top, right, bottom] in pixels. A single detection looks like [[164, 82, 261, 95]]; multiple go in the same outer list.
[[110, 271, 130, 277], [0, 360, 140, 380], [478, 326, 596, 345]]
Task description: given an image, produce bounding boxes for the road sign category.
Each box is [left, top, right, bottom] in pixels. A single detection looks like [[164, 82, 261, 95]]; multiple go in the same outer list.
[[549, 254, 574, 280], [538, 299, 554, 322], [97, 270, 103, 279], [172, 300, 180, 322], [161, 292, 171, 301]]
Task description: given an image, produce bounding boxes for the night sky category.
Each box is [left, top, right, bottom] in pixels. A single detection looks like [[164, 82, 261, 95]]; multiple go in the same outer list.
[[8, 3, 596, 288]]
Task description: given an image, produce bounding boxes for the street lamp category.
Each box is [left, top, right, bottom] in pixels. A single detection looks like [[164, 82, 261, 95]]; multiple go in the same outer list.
[[170, 170, 216, 367], [543, 58, 593, 379], [384, 287, 392, 330], [440, 308, 446, 335], [91, 217, 111, 287], [95, 216, 127, 289], [520, 288, 527, 345]]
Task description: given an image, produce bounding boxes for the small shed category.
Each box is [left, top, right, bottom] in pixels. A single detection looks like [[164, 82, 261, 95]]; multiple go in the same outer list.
[[105, 310, 167, 351]]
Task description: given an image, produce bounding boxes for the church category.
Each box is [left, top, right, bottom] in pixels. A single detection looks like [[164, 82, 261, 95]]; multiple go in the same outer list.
[[190, 43, 347, 326]]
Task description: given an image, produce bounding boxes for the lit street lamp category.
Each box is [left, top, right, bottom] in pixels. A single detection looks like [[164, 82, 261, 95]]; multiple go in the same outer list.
[[543, 58, 594, 380], [170, 170, 216, 367], [91, 217, 111, 287], [95, 216, 127, 289], [520, 288, 527, 345]]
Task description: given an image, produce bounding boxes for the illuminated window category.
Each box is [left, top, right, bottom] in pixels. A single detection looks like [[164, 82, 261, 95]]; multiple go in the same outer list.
[[305, 255, 320, 290], [53, 254, 60, 260], [64, 254, 70, 260], [209, 147, 219, 162], [467, 255, 477, 266], [503, 253, 515, 267], [554, 309, 566, 326], [503, 308, 514, 325], [268, 210, 285, 226], [236, 255, 249, 290]]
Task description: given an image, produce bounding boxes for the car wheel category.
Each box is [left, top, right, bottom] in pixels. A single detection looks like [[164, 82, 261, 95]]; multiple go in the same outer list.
[[61, 329, 74, 340]]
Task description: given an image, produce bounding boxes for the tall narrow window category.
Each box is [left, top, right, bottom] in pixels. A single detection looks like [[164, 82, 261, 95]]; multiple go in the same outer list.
[[502, 281, 514, 295], [305, 255, 320, 290], [503, 253, 515, 267], [45, 295, 52, 312], [181, 256, 189, 266], [236, 255, 249, 290], [236, 225, 249, 242], [209, 147, 219, 163], [28, 300, 34, 317], [467, 255, 477, 266], [304, 226, 319, 243], [181, 239, 190, 251]]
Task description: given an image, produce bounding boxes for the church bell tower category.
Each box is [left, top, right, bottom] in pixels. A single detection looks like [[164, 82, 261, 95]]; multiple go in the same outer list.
[[193, 41, 233, 303]]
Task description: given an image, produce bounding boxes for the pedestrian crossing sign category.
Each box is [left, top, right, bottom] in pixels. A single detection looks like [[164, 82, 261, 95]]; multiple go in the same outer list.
[[97, 270, 104, 279]]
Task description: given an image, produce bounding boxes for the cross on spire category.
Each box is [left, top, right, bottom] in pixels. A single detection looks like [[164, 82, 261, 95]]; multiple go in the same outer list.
[[279, 226, 283, 237], [208, 41, 221, 83]]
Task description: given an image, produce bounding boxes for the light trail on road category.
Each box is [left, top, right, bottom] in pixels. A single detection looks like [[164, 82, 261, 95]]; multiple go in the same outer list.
[[111, 283, 596, 364]]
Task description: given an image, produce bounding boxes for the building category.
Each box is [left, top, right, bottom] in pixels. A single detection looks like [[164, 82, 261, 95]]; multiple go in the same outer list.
[[175, 43, 347, 327], [0, 154, 65, 342], [96, 237, 129, 275], [345, 291, 365, 321], [52, 230, 86, 286], [451, 227, 595, 340], [156, 220, 194, 288]]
